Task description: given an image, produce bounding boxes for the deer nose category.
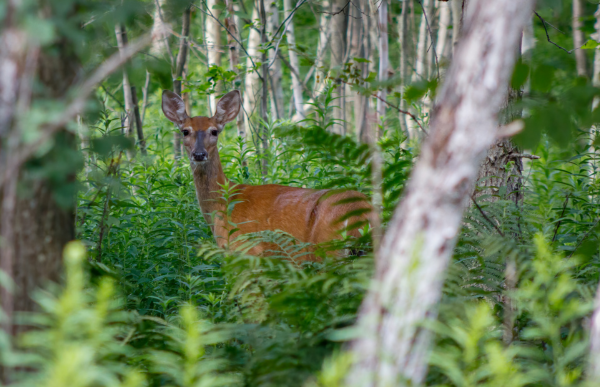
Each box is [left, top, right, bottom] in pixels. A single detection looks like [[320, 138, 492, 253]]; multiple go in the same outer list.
[[192, 151, 208, 161]]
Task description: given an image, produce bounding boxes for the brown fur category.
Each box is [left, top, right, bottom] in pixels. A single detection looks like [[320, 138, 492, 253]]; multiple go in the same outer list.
[[163, 90, 372, 261]]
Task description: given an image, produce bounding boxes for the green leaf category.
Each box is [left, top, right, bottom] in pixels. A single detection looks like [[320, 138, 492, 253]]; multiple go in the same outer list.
[[581, 39, 599, 49]]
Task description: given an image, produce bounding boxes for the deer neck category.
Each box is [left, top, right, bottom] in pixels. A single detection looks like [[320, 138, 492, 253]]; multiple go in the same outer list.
[[191, 152, 228, 222]]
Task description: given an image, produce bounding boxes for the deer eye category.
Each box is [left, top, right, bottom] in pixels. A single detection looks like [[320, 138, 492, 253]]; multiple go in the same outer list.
[[182, 129, 190, 136], [211, 129, 218, 136]]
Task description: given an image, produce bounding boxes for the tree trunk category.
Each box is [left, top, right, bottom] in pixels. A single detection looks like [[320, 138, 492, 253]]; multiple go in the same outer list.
[[151, 0, 174, 65], [450, 0, 462, 56], [267, 1, 284, 120], [352, 0, 367, 140], [284, 0, 305, 120], [224, 0, 247, 140], [330, 0, 348, 135], [376, 0, 388, 134], [173, 6, 191, 161], [115, 25, 134, 139], [259, 0, 269, 175], [398, 0, 410, 136], [130, 86, 147, 155], [207, 0, 223, 114], [413, 0, 431, 81], [347, 0, 534, 385], [0, 2, 80, 337], [593, 5, 600, 111], [436, 1, 451, 67], [313, 0, 331, 96], [244, 7, 261, 127], [573, 0, 588, 78]]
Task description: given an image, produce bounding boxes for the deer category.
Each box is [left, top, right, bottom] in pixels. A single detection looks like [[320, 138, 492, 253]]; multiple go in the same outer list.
[[161, 89, 372, 261]]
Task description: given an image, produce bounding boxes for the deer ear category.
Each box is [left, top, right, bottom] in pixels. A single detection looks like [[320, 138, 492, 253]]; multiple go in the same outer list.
[[162, 90, 189, 127], [213, 90, 241, 129]]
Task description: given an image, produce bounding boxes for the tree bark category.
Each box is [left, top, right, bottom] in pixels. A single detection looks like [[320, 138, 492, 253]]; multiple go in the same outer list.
[[330, 0, 348, 135], [267, 1, 284, 120], [151, 0, 174, 65], [313, 0, 331, 96], [284, 0, 305, 119], [573, 0, 588, 78], [413, 0, 432, 82], [376, 0, 389, 134], [130, 86, 147, 155], [593, 5, 600, 110], [398, 0, 410, 136], [259, 0, 269, 175], [173, 6, 191, 160], [0, 1, 81, 337], [115, 25, 134, 139], [224, 0, 247, 140], [436, 1, 451, 67], [450, 0, 462, 56], [244, 7, 261, 127], [347, 0, 534, 385], [207, 0, 223, 113]]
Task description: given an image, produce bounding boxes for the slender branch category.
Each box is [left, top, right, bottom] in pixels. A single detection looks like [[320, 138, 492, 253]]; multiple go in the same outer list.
[[552, 193, 570, 242], [535, 11, 585, 54], [471, 194, 505, 237], [100, 83, 125, 110]]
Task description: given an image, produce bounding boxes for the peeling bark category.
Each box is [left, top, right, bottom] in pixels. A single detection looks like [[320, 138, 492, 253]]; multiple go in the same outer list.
[[347, 0, 535, 385]]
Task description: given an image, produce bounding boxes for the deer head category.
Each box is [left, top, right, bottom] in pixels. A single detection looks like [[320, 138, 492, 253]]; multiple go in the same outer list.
[[161, 90, 241, 164]]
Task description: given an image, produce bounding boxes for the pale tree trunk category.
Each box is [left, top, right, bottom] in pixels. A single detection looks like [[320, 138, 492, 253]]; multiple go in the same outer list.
[[313, 0, 331, 96], [244, 7, 261, 128], [352, 0, 367, 140], [436, 1, 451, 67], [376, 0, 388, 133], [207, 0, 223, 114], [593, 5, 600, 89], [330, 0, 347, 135], [407, 0, 433, 140], [259, 0, 269, 174], [267, 1, 284, 120], [573, 0, 588, 77], [284, 0, 305, 119], [115, 25, 134, 138], [151, 0, 174, 65], [450, 0, 462, 56], [398, 0, 410, 136], [413, 0, 431, 81], [173, 6, 191, 161], [292, 0, 331, 121], [347, 0, 535, 385], [224, 0, 247, 140]]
